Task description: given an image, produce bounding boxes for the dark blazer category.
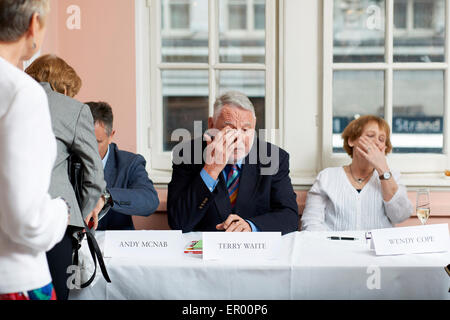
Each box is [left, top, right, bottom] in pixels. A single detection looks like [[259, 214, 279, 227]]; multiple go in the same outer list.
[[167, 138, 299, 235], [97, 143, 159, 230]]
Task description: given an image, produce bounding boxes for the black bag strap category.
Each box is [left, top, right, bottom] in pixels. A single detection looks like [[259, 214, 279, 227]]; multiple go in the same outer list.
[[68, 153, 111, 287], [79, 224, 111, 288]]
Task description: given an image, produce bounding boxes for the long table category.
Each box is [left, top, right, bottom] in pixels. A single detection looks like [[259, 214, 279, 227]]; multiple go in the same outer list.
[[69, 231, 450, 300]]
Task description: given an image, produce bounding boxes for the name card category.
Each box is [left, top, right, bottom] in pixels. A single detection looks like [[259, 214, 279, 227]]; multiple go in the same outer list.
[[104, 230, 184, 259], [202, 232, 281, 261], [370, 224, 450, 256]]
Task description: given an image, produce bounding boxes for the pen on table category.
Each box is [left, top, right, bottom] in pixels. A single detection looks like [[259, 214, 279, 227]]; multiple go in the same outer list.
[[327, 236, 359, 241]]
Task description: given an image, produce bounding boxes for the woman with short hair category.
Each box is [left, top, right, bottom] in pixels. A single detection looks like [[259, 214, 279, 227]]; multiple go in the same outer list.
[[301, 115, 413, 231], [26, 54, 108, 300], [0, 0, 69, 300], [26, 54, 82, 97]]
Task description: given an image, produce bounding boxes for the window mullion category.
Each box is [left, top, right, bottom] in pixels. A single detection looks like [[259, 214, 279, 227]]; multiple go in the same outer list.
[[153, 0, 163, 156], [158, 63, 210, 69], [214, 63, 266, 70], [386, 0, 394, 129], [266, 0, 276, 135], [333, 63, 387, 70], [407, 0, 414, 33], [248, 0, 254, 32], [323, 0, 334, 168], [386, 0, 394, 64], [164, 0, 170, 30], [209, 0, 219, 117], [385, 67, 393, 131], [445, 0, 450, 168]]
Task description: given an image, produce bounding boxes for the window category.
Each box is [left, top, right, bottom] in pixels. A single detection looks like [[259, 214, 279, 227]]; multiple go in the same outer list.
[[324, 0, 450, 174], [254, 0, 266, 30], [140, 0, 277, 176], [394, 0, 442, 31], [137, 0, 450, 187], [220, 0, 266, 63], [222, 0, 266, 32], [170, 0, 190, 29], [228, 0, 247, 30]]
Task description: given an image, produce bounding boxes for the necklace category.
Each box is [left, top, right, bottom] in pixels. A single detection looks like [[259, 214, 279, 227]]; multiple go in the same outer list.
[[349, 164, 373, 185]]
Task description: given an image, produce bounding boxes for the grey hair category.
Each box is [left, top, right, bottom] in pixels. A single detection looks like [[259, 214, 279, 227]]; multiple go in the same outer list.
[[0, 0, 50, 42], [213, 91, 256, 120]]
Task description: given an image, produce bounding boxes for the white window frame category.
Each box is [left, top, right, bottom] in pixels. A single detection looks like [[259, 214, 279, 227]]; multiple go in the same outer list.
[[323, 0, 450, 186], [136, 0, 278, 183]]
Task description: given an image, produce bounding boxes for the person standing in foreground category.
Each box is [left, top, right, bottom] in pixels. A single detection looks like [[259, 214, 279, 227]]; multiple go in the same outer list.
[[26, 55, 110, 300], [0, 0, 69, 300]]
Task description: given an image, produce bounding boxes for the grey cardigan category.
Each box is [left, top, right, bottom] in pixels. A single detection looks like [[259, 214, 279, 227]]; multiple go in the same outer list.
[[42, 82, 106, 228]]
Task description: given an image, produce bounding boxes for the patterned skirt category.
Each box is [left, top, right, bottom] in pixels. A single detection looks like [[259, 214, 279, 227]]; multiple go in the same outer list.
[[0, 283, 56, 300]]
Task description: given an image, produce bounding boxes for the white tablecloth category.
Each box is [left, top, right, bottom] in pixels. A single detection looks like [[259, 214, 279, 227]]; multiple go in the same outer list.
[[69, 231, 450, 300]]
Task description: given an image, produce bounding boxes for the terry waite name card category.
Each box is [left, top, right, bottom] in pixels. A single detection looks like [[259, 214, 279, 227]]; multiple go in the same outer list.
[[202, 232, 282, 261], [370, 224, 450, 256], [104, 230, 184, 259]]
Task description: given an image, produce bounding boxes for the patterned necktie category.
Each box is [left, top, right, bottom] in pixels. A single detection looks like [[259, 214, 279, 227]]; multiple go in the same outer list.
[[226, 164, 240, 209]]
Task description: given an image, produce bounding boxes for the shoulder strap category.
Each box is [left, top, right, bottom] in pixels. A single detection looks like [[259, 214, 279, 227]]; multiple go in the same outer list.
[[79, 225, 111, 288], [68, 153, 111, 287]]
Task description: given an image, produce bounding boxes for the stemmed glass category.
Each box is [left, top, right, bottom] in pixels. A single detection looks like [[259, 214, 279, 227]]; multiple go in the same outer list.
[[416, 189, 431, 225]]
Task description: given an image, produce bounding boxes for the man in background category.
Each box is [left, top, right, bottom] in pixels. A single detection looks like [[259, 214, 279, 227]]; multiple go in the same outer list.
[[86, 101, 160, 230]]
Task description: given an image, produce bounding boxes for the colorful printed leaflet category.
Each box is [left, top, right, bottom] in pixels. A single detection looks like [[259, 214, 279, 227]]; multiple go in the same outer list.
[[184, 240, 202, 254]]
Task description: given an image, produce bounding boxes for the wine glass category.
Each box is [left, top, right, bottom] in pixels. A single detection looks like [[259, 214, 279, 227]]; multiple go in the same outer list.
[[416, 189, 431, 225]]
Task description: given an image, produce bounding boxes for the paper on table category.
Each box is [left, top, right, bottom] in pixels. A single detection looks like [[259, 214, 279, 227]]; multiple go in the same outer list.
[[370, 224, 450, 256], [184, 240, 202, 254], [104, 230, 184, 259], [202, 232, 282, 261]]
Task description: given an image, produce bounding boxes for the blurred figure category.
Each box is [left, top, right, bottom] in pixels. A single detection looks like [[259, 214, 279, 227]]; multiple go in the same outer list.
[[0, 0, 69, 300], [86, 101, 159, 230], [26, 54, 111, 300], [301, 115, 413, 231]]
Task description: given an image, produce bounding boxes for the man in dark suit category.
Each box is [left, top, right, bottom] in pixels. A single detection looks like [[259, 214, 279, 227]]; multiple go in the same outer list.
[[86, 102, 160, 230], [168, 92, 298, 235]]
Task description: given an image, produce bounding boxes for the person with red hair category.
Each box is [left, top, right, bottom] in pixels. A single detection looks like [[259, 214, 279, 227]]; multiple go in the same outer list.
[[301, 115, 413, 231]]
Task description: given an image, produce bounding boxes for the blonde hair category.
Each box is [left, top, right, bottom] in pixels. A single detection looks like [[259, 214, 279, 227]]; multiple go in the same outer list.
[[26, 54, 82, 98], [342, 115, 392, 158]]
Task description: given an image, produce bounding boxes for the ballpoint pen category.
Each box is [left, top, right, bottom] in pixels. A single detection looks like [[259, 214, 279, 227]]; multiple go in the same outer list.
[[327, 236, 359, 241]]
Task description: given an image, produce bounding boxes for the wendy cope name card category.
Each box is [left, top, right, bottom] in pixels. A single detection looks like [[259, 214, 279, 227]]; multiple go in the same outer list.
[[202, 232, 282, 261], [104, 230, 184, 259], [370, 224, 450, 256]]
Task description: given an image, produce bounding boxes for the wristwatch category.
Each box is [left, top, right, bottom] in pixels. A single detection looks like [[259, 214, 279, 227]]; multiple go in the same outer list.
[[102, 189, 113, 207], [98, 189, 113, 222], [379, 171, 392, 180]]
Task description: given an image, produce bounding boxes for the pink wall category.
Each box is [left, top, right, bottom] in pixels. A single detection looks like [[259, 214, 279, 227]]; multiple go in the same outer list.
[[42, 0, 136, 153]]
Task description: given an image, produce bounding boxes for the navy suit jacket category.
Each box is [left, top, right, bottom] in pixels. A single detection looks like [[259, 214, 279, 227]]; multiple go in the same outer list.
[[98, 143, 159, 230], [167, 138, 299, 235]]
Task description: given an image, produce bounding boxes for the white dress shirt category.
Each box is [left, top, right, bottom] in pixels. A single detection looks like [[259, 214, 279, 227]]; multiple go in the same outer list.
[[301, 167, 413, 232], [102, 144, 110, 169], [0, 56, 68, 294]]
